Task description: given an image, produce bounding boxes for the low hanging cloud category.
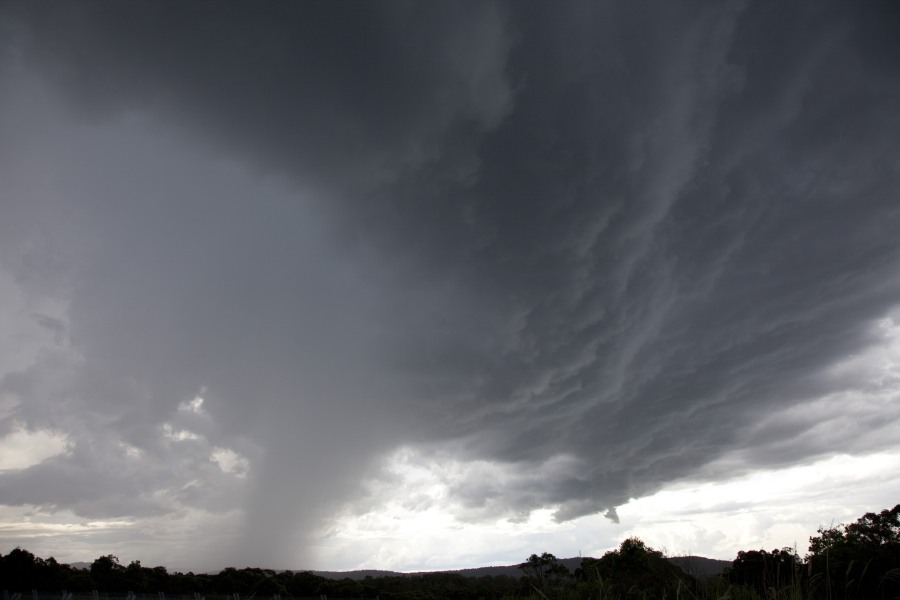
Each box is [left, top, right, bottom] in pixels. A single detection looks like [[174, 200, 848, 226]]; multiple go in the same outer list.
[[1, 1, 900, 570]]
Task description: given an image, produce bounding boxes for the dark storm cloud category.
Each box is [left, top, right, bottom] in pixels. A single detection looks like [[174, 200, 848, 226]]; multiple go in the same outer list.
[[6, 1, 512, 190], [2, 0, 900, 568]]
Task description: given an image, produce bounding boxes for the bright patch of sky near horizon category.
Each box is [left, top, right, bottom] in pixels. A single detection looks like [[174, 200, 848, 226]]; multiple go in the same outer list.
[[3, 444, 899, 571], [317, 449, 900, 572], [2, 0, 900, 574]]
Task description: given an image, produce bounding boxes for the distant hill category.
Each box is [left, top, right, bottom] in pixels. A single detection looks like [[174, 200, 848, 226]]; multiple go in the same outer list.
[[65, 555, 728, 581], [666, 556, 730, 580], [417, 556, 584, 579], [311, 555, 729, 581], [311, 569, 406, 581]]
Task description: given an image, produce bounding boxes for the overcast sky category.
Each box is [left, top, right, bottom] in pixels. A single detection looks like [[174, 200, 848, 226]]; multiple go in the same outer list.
[[2, 1, 900, 573]]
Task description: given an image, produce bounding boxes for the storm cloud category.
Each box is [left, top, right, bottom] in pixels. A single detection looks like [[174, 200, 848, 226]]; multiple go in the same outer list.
[[2, 1, 900, 570]]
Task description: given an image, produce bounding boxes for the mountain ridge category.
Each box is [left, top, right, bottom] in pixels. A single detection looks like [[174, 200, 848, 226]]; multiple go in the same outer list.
[[66, 555, 731, 581], [310, 555, 730, 581]]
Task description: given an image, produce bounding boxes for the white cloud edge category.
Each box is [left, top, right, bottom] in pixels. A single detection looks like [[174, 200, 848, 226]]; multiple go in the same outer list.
[[0, 425, 72, 470]]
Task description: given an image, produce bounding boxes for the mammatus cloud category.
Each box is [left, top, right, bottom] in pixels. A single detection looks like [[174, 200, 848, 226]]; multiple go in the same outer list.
[[1, 1, 900, 570]]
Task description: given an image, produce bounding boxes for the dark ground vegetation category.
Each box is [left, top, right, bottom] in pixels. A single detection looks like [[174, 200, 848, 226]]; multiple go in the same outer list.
[[2, 505, 898, 600]]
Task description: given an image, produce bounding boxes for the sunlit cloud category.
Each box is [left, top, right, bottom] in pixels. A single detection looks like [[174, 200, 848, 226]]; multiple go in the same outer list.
[[210, 448, 249, 478], [319, 448, 900, 571], [0, 426, 71, 471], [162, 423, 203, 442], [179, 394, 206, 415]]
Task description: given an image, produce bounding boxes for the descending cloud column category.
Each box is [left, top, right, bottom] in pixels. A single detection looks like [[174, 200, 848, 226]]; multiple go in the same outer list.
[[1, 0, 519, 569]]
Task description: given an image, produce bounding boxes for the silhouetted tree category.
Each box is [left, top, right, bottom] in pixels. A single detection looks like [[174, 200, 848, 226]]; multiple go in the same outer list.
[[592, 537, 692, 598], [806, 504, 900, 599], [519, 551, 570, 594], [0, 547, 38, 591], [725, 547, 800, 595], [123, 560, 149, 592], [90, 554, 125, 591]]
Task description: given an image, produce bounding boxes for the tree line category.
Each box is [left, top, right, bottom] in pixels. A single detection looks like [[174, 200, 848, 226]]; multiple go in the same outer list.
[[2, 504, 898, 600]]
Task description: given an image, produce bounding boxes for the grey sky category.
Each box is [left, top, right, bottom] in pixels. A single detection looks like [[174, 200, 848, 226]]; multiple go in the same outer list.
[[1, 1, 900, 571]]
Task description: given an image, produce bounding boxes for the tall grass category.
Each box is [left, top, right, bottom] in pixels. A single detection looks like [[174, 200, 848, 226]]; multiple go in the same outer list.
[[499, 567, 887, 600]]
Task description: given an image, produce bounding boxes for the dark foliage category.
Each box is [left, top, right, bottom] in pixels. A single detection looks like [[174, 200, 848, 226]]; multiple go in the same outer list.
[[804, 504, 900, 600], [2, 504, 898, 600], [723, 547, 801, 595], [519, 552, 571, 594], [576, 537, 693, 599], [0, 548, 88, 593], [0, 550, 521, 600]]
